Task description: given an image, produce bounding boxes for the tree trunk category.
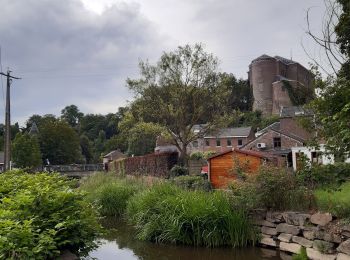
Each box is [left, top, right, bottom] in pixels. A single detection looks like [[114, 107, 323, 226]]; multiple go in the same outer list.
[[179, 143, 189, 167]]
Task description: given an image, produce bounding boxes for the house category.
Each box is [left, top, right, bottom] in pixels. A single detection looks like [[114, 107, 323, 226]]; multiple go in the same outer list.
[[103, 150, 126, 166], [188, 126, 255, 154], [242, 106, 314, 167], [249, 54, 314, 116], [208, 149, 277, 189]]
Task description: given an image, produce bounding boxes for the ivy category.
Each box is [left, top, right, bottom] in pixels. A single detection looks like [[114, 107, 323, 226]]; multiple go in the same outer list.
[[282, 80, 314, 106]]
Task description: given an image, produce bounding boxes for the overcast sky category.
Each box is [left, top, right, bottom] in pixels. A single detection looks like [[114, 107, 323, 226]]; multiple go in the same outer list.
[[0, 0, 325, 125]]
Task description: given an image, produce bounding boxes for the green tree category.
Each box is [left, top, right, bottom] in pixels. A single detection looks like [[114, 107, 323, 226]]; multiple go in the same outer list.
[[39, 120, 83, 164], [61, 105, 84, 128], [12, 133, 42, 168], [80, 134, 94, 163], [127, 44, 230, 163], [127, 122, 165, 156]]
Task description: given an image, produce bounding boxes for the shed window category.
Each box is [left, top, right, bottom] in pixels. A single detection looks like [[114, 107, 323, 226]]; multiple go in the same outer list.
[[238, 139, 243, 147], [216, 139, 221, 147], [227, 139, 232, 147], [273, 137, 281, 148]]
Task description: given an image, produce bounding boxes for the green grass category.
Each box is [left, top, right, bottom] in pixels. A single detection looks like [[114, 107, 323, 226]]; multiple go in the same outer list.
[[126, 183, 258, 247], [314, 181, 350, 218], [80, 172, 145, 216]]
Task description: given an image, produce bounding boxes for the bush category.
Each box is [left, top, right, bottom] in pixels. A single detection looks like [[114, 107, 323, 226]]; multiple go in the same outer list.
[[229, 166, 315, 211], [126, 183, 258, 247], [297, 163, 350, 189], [0, 170, 101, 259], [169, 165, 189, 177], [314, 181, 350, 218], [171, 175, 211, 191]]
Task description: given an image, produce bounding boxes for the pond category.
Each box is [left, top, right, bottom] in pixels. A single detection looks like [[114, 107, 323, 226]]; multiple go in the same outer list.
[[86, 218, 291, 260]]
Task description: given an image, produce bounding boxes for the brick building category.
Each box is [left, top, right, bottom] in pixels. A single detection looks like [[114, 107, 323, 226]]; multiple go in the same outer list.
[[188, 126, 255, 154], [249, 55, 314, 116]]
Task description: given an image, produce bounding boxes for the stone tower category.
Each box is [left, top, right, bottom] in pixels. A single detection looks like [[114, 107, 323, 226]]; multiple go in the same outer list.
[[248, 55, 313, 116]]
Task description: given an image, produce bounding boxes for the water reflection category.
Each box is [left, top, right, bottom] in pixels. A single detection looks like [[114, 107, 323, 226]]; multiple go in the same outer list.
[[87, 218, 289, 260]]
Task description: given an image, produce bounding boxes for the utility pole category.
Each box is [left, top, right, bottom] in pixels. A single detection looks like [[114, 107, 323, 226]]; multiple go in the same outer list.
[[0, 69, 20, 171]]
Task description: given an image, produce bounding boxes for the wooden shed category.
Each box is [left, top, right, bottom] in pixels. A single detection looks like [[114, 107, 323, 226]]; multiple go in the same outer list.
[[208, 149, 276, 189]]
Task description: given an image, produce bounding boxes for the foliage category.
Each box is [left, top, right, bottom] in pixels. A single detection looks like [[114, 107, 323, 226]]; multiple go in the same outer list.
[[127, 122, 165, 156], [0, 170, 101, 259], [80, 134, 94, 163], [12, 133, 42, 169], [228, 110, 279, 130], [171, 175, 211, 191], [39, 119, 83, 164], [189, 151, 216, 160], [60, 104, 84, 128], [229, 166, 315, 211], [297, 163, 350, 189], [127, 44, 232, 164], [169, 165, 189, 177], [292, 247, 308, 260], [281, 80, 314, 106], [80, 173, 147, 217], [126, 183, 258, 247], [315, 181, 350, 218]]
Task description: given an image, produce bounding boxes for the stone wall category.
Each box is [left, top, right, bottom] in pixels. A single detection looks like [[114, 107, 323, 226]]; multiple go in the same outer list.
[[251, 210, 350, 260]]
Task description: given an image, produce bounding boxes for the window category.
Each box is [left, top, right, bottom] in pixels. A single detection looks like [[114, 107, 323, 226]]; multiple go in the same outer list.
[[216, 139, 221, 147], [205, 139, 210, 146], [273, 137, 281, 148], [238, 139, 243, 147], [192, 141, 198, 148], [311, 151, 322, 164], [227, 139, 232, 147]]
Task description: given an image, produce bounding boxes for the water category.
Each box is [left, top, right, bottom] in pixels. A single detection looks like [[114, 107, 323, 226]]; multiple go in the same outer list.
[[87, 218, 290, 260]]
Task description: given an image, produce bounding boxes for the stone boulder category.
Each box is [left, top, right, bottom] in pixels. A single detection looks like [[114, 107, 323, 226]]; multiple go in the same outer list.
[[282, 212, 311, 226], [306, 248, 336, 260], [337, 239, 350, 255], [279, 242, 302, 254], [337, 253, 350, 260], [303, 230, 316, 240], [276, 223, 300, 235], [261, 226, 278, 236], [278, 233, 292, 243], [310, 213, 332, 226], [292, 236, 313, 248], [313, 240, 335, 254], [266, 212, 283, 223], [260, 237, 277, 247]]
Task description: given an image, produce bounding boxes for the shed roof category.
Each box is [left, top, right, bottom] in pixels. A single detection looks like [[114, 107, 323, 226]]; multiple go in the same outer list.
[[208, 148, 274, 160], [280, 106, 314, 118]]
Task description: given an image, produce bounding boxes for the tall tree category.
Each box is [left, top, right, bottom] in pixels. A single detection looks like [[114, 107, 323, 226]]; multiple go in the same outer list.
[[61, 105, 84, 128], [12, 133, 42, 168], [127, 44, 230, 163]]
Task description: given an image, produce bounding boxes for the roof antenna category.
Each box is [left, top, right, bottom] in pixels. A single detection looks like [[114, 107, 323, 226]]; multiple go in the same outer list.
[[290, 49, 293, 61]]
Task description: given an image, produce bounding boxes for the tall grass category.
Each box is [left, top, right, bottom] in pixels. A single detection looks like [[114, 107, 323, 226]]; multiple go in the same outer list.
[[314, 181, 350, 218], [127, 183, 258, 247], [80, 172, 145, 216]]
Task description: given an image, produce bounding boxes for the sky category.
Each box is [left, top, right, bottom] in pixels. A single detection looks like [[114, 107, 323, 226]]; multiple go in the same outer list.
[[0, 0, 326, 126]]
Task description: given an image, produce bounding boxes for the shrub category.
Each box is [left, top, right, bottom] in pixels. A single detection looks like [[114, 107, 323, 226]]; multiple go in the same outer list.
[[189, 152, 204, 160], [314, 181, 350, 218], [229, 166, 315, 211], [292, 247, 308, 260], [171, 175, 211, 191], [169, 165, 189, 177], [297, 163, 350, 189], [126, 183, 258, 247], [0, 170, 101, 259]]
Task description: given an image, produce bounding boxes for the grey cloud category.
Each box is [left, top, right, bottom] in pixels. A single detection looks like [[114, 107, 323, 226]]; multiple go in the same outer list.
[[0, 0, 166, 124]]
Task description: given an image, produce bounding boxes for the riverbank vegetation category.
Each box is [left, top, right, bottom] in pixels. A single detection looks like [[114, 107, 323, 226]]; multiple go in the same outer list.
[[80, 173, 259, 248], [0, 170, 101, 259]]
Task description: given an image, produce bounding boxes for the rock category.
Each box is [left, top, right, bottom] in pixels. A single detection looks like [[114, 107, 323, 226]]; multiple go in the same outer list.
[[278, 233, 293, 243], [306, 248, 336, 260], [315, 230, 342, 243], [255, 219, 277, 227], [310, 213, 332, 226], [279, 242, 302, 254], [283, 212, 311, 226], [292, 235, 313, 248], [262, 233, 271, 238], [343, 226, 350, 232], [266, 212, 283, 223], [276, 223, 301, 235], [261, 226, 278, 236], [260, 237, 277, 247], [304, 230, 316, 240], [313, 240, 335, 254], [250, 208, 267, 221], [337, 253, 350, 260], [342, 231, 350, 238], [337, 239, 350, 255]]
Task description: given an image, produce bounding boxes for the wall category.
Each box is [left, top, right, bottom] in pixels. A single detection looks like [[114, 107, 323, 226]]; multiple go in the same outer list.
[[271, 81, 293, 114], [209, 151, 262, 189], [243, 130, 303, 152], [252, 210, 350, 259], [291, 146, 335, 171]]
